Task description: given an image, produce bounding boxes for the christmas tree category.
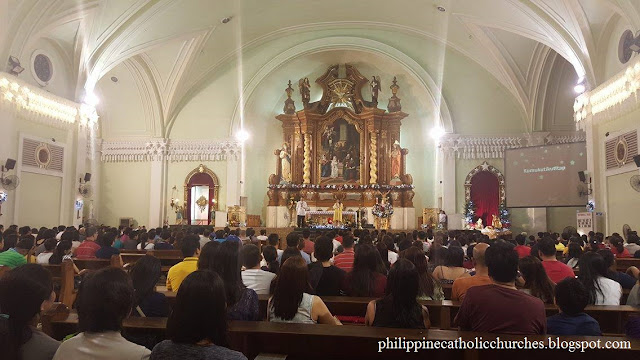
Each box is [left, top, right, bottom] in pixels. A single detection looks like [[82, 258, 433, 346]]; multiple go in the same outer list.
[[499, 203, 510, 228], [463, 200, 475, 226]]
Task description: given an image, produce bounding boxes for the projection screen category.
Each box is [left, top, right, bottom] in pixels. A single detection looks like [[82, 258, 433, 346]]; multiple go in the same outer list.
[[504, 142, 588, 208]]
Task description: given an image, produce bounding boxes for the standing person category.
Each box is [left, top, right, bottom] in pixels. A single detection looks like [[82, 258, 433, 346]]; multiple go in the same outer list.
[[296, 197, 309, 228], [438, 210, 447, 230], [150, 271, 247, 360]]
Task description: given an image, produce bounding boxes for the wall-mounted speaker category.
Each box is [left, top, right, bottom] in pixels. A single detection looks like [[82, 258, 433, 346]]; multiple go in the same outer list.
[[4, 159, 16, 170], [633, 154, 640, 168], [84, 173, 92, 182], [578, 171, 586, 183]]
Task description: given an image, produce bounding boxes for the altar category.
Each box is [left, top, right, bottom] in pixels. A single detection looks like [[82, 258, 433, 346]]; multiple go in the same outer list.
[[265, 64, 416, 229], [306, 210, 358, 228]]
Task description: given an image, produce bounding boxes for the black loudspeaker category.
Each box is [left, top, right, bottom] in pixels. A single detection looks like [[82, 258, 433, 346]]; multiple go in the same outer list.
[[4, 159, 16, 170], [634, 154, 640, 168], [84, 173, 92, 182], [578, 171, 586, 183]]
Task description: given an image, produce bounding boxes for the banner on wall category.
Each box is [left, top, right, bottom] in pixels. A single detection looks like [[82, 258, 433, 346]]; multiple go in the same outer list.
[[577, 211, 605, 235]]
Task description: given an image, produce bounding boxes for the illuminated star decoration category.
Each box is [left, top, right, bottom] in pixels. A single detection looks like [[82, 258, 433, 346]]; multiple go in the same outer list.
[[570, 160, 575, 165]]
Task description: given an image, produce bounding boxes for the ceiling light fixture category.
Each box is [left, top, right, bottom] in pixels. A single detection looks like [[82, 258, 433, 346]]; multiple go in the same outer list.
[[574, 76, 587, 94], [437, 6, 446, 12], [235, 129, 250, 143]]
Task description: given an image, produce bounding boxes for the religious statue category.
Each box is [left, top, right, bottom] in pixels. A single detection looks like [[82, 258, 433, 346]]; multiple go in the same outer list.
[[330, 156, 339, 178], [371, 76, 381, 103], [390, 141, 402, 182], [333, 200, 344, 226], [299, 77, 311, 106], [279, 143, 292, 183], [492, 214, 502, 229], [476, 218, 484, 230]]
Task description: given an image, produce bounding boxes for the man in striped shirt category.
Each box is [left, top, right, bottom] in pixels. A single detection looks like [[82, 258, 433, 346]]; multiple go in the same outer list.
[[0, 238, 30, 268], [333, 235, 355, 272]]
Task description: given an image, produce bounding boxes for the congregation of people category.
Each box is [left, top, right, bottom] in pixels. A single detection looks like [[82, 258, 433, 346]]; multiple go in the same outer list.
[[1, 223, 640, 359]]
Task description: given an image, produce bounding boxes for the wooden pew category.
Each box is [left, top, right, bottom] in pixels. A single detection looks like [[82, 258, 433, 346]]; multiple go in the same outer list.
[[41, 311, 640, 360], [442, 283, 452, 299], [74, 254, 121, 271], [157, 292, 640, 335], [41, 260, 75, 307], [120, 251, 183, 271], [617, 258, 640, 272]]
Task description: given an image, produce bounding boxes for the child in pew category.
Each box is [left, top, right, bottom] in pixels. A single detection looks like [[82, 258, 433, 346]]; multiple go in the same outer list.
[[547, 278, 602, 336]]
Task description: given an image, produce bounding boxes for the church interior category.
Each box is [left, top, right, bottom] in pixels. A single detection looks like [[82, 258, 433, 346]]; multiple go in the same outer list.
[[1, 0, 640, 359]]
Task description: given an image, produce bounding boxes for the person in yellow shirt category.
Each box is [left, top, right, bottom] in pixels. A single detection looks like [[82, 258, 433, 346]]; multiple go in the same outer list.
[[166, 235, 200, 292]]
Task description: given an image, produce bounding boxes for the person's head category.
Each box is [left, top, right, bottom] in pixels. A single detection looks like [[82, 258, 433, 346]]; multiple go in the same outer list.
[[271, 257, 312, 320], [281, 247, 302, 265], [166, 270, 228, 346], [198, 241, 220, 271], [286, 232, 300, 248], [98, 231, 116, 247], [353, 244, 378, 273], [262, 245, 279, 274], [397, 239, 412, 252], [485, 241, 518, 283], [567, 243, 582, 260], [417, 231, 427, 241], [214, 230, 225, 239], [518, 256, 555, 303], [385, 258, 419, 307], [577, 252, 608, 304], [342, 235, 355, 249], [0, 264, 55, 359], [472, 243, 489, 268], [302, 229, 311, 240], [181, 235, 201, 258], [201, 240, 244, 306], [161, 230, 171, 241], [400, 246, 436, 298], [241, 244, 261, 269], [130, 255, 162, 306], [14, 238, 33, 255], [596, 249, 615, 271], [554, 277, 589, 315], [537, 236, 557, 258], [444, 246, 465, 267], [43, 238, 57, 252], [515, 234, 526, 245], [49, 240, 72, 265], [267, 233, 279, 247], [313, 236, 333, 262], [76, 267, 133, 333], [85, 226, 98, 241]]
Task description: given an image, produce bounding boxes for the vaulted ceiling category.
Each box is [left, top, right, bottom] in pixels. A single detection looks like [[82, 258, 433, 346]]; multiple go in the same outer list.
[[2, 0, 638, 137]]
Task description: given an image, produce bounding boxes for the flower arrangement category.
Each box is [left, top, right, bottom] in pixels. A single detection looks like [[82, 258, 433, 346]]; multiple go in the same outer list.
[[372, 202, 394, 218]]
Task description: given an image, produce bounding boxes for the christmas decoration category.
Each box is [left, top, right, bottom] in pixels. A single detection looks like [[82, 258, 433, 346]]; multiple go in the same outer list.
[[463, 200, 475, 226], [498, 203, 511, 229]]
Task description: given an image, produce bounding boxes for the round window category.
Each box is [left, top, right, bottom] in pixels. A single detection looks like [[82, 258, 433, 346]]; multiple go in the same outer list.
[[33, 54, 52, 83]]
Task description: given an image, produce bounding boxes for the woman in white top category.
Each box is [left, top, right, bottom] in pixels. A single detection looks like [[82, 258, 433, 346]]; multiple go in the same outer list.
[[53, 267, 150, 360], [268, 256, 341, 325], [577, 252, 622, 305]]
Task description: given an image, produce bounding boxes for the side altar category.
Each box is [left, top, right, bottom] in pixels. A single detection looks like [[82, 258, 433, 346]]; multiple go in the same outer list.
[[266, 64, 416, 229]]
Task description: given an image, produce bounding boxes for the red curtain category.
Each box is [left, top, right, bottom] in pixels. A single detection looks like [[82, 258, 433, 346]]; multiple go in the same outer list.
[[470, 171, 499, 227]]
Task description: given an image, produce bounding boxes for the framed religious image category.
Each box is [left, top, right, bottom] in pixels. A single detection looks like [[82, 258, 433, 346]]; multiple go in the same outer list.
[[317, 118, 362, 185], [615, 137, 628, 166]]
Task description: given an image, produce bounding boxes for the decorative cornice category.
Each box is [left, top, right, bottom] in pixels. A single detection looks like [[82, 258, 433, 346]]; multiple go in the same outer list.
[[100, 138, 240, 162], [574, 53, 640, 129], [0, 72, 98, 128], [439, 132, 586, 159]]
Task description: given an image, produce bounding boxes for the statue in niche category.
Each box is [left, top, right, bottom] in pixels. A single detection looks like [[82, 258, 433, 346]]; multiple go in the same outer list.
[[390, 140, 402, 181], [279, 143, 292, 183], [371, 76, 381, 103], [299, 77, 311, 106]]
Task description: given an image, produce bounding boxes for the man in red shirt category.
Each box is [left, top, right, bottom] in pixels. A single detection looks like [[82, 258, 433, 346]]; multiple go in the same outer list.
[[301, 229, 314, 255], [75, 226, 100, 259], [514, 234, 531, 258], [538, 236, 574, 283], [333, 235, 355, 272], [454, 242, 546, 334]]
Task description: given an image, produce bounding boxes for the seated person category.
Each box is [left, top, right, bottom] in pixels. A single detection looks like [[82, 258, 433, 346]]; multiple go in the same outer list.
[[308, 236, 345, 296], [151, 271, 247, 360], [342, 244, 387, 297], [130, 255, 170, 317], [261, 245, 280, 274], [36, 238, 57, 264], [365, 259, 430, 329], [401, 246, 444, 300], [95, 231, 120, 259], [518, 256, 555, 304], [153, 231, 174, 250], [269, 257, 341, 325], [538, 236, 574, 284], [0, 238, 30, 268], [199, 241, 259, 321], [578, 252, 621, 305], [53, 268, 151, 359], [454, 242, 546, 334], [166, 235, 200, 292], [565, 242, 582, 269], [241, 244, 276, 295], [432, 246, 470, 284], [0, 264, 59, 360], [451, 243, 492, 301], [514, 234, 531, 258], [597, 249, 636, 289], [547, 278, 602, 336], [74, 226, 100, 259]]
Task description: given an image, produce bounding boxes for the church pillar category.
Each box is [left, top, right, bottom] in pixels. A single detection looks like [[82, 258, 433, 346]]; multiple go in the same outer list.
[[369, 131, 378, 184], [148, 158, 166, 228], [226, 156, 240, 207], [303, 133, 311, 184], [441, 150, 456, 216], [72, 126, 88, 227]]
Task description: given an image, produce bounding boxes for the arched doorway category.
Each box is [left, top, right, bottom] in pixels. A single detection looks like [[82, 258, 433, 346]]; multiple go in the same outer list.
[[464, 162, 505, 227], [184, 164, 220, 225]]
